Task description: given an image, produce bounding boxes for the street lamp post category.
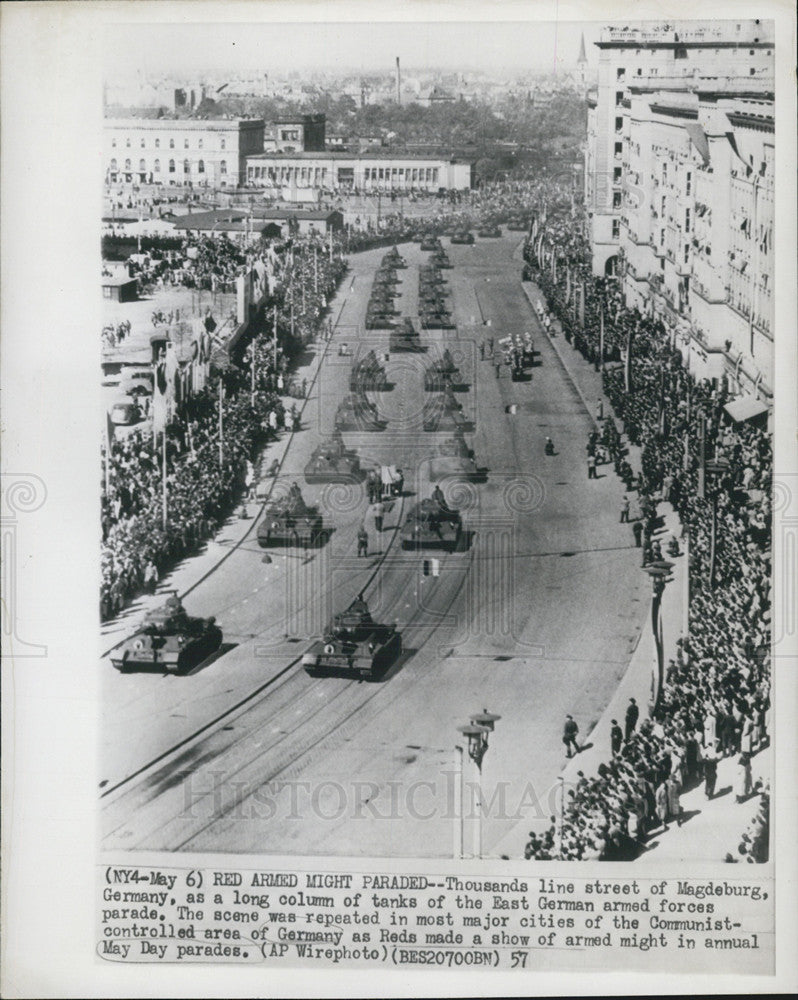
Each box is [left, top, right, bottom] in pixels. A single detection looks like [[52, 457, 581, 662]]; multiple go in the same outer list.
[[704, 456, 729, 591], [457, 709, 501, 859], [643, 560, 673, 711]]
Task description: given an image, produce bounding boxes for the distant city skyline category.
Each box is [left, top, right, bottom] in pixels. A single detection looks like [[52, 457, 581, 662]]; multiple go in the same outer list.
[[104, 20, 603, 82]]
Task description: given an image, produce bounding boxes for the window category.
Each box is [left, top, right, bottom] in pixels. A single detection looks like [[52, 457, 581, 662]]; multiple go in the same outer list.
[[154, 159, 160, 173], [169, 159, 175, 173], [675, 46, 687, 59], [155, 138, 160, 148], [220, 139, 226, 150], [684, 243, 690, 264], [614, 142, 623, 156], [141, 138, 146, 148], [184, 138, 189, 149], [198, 159, 204, 173], [616, 67, 625, 79], [124, 158, 131, 171], [750, 68, 756, 76], [110, 158, 117, 171], [685, 171, 692, 196], [613, 191, 622, 208], [220, 160, 227, 175], [183, 159, 189, 173], [615, 116, 623, 132], [198, 138, 203, 149], [684, 208, 691, 232], [139, 158, 146, 172], [612, 219, 620, 238], [169, 138, 175, 149], [111, 139, 117, 147], [615, 91, 624, 105], [125, 138, 131, 148], [613, 167, 622, 183]]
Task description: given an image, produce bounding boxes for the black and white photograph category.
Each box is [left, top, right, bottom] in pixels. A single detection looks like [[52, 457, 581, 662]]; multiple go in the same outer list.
[[97, 14, 776, 865], [2, 0, 796, 994]]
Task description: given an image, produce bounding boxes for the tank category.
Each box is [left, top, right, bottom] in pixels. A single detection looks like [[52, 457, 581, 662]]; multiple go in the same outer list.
[[257, 485, 328, 547], [382, 250, 407, 268], [420, 312, 456, 330], [477, 225, 502, 238], [401, 497, 463, 551], [429, 251, 452, 268], [429, 435, 480, 481], [390, 318, 425, 353], [304, 435, 362, 484], [334, 394, 386, 431], [506, 217, 530, 231], [420, 237, 442, 252], [302, 595, 402, 679], [423, 388, 472, 431], [350, 350, 389, 392], [365, 313, 395, 330], [111, 595, 222, 673], [373, 268, 400, 285], [451, 231, 475, 245], [424, 350, 460, 390]]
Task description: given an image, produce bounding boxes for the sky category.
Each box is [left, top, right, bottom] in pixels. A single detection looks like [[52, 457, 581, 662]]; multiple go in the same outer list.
[[103, 20, 604, 81]]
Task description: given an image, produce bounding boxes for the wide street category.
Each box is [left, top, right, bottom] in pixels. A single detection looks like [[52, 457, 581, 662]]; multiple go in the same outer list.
[[101, 233, 649, 858]]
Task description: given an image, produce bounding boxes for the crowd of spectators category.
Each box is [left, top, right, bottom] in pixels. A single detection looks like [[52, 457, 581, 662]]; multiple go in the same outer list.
[[521, 195, 771, 861], [101, 233, 346, 620]]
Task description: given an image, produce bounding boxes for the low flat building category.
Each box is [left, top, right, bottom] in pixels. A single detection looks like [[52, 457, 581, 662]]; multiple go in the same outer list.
[[172, 207, 343, 239], [245, 151, 474, 195]]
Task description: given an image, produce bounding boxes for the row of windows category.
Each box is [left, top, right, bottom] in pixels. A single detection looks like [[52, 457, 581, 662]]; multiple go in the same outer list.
[[109, 158, 227, 174], [110, 136, 227, 150]]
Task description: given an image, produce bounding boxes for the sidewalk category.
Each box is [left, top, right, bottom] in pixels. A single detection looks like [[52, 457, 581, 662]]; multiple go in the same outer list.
[[491, 274, 772, 862]]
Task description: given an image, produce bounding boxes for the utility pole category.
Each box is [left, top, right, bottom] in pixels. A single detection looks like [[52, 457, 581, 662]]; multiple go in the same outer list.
[[161, 428, 168, 530], [218, 380, 224, 467]]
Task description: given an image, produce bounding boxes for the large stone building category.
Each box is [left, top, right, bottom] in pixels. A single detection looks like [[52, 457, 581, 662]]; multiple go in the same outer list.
[[263, 115, 326, 153], [585, 19, 775, 401], [586, 20, 773, 277], [245, 151, 474, 195], [105, 117, 265, 187]]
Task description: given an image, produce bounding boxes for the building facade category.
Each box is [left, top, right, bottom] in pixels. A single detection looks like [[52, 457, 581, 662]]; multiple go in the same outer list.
[[245, 152, 474, 194], [264, 115, 327, 153], [586, 20, 773, 278], [585, 19, 775, 401], [105, 118, 265, 188]]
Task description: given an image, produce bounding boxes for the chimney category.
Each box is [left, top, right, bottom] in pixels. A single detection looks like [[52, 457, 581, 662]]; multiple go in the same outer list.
[[395, 57, 401, 104]]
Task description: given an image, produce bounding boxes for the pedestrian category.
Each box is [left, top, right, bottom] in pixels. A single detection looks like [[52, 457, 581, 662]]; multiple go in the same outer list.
[[655, 780, 669, 832], [625, 697, 639, 741], [373, 500, 385, 532], [734, 752, 753, 803], [562, 715, 580, 758], [495, 360, 502, 379], [301, 377, 308, 398], [620, 495, 630, 523], [703, 749, 718, 799], [587, 454, 597, 479], [632, 519, 643, 547], [479, 342, 485, 361], [357, 524, 369, 558], [667, 773, 683, 827], [487, 337, 494, 356], [144, 559, 158, 594], [610, 719, 623, 755]]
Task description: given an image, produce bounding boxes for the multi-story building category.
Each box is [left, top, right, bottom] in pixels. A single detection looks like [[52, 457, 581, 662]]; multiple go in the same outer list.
[[621, 91, 774, 398], [586, 20, 774, 278], [104, 117, 265, 188], [585, 19, 774, 402], [263, 115, 326, 153], [245, 151, 474, 194]]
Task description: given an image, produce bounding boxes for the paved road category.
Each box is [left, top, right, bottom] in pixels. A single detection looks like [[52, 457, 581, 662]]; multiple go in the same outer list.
[[101, 234, 649, 858]]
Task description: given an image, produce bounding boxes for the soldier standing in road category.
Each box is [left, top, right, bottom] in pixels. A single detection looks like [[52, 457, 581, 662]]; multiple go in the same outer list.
[[625, 697, 639, 741], [373, 500, 385, 532], [495, 359, 502, 379], [357, 524, 369, 557], [632, 520, 643, 547], [620, 494, 630, 523], [610, 719, 623, 755], [587, 454, 597, 479], [479, 342, 485, 361], [562, 715, 580, 758]]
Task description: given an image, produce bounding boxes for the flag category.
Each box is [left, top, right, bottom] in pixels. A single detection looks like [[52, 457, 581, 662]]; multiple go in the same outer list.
[[565, 268, 571, 303], [579, 282, 585, 328]]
